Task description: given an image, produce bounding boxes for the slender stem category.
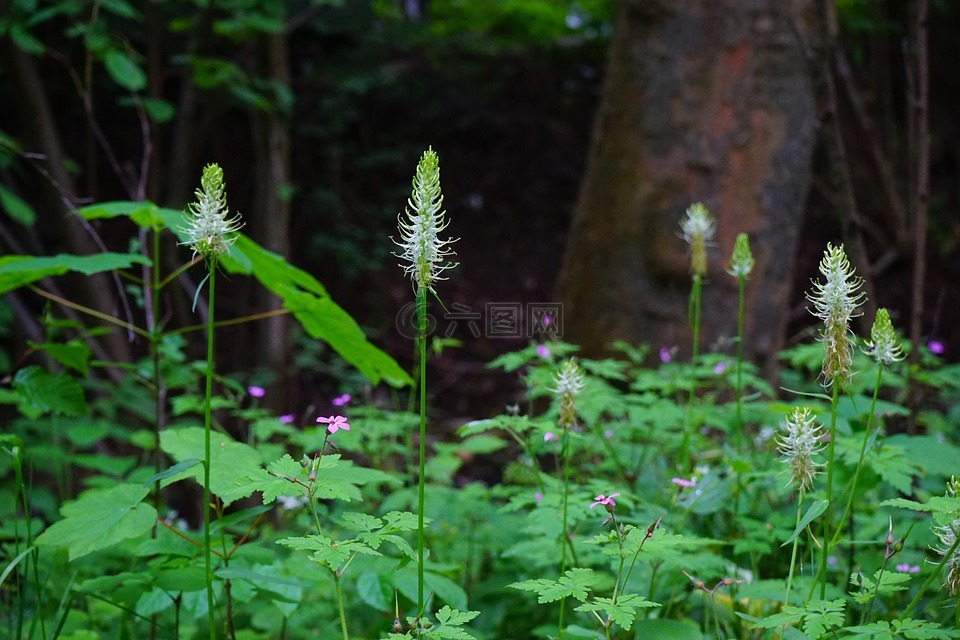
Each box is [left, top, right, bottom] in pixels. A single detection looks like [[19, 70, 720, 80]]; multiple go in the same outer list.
[[416, 286, 427, 614], [334, 571, 350, 640], [784, 489, 805, 607], [557, 424, 572, 640], [203, 265, 217, 639], [734, 276, 746, 455], [819, 384, 841, 600], [832, 365, 884, 550], [680, 274, 702, 468]]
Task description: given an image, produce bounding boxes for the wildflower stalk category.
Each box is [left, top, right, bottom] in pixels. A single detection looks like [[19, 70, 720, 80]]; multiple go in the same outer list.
[[806, 243, 864, 599], [727, 233, 753, 537], [394, 147, 457, 617], [901, 522, 960, 620], [182, 164, 243, 639], [783, 488, 805, 608], [679, 203, 715, 468]]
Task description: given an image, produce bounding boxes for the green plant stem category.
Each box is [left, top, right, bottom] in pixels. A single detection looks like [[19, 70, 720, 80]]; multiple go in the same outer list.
[[558, 425, 571, 640], [819, 383, 841, 600], [416, 286, 427, 615], [734, 276, 746, 455], [900, 525, 960, 620], [784, 489, 805, 608], [680, 273, 703, 469], [203, 265, 217, 639], [831, 365, 883, 551], [334, 571, 350, 640]]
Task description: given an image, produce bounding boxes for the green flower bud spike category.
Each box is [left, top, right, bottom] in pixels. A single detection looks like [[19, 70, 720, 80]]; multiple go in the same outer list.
[[863, 308, 905, 367], [395, 147, 458, 293], [680, 202, 716, 276], [727, 232, 754, 279], [806, 243, 865, 390], [777, 407, 824, 493], [182, 163, 243, 260]]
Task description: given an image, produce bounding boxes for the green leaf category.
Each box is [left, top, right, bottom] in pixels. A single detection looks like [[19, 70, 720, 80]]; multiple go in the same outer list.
[[12, 366, 86, 417], [632, 619, 704, 640], [140, 97, 176, 123], [574, 593, 659, 631], [782, 499, 829, 546], [849, 569, 912, 604], [0, 253, 151, 295], [143, 458, 202, 486], [277, 535, 378, 571], [159, 427, 263, 505], [35, 484, 156, 560], [214, 567, 305, 589], [0, 184, 36, 225], [103, 48, 146, 91], [509, 567, 600, 603], [429, 606, 480, 639], [28, 339, 91, 376]]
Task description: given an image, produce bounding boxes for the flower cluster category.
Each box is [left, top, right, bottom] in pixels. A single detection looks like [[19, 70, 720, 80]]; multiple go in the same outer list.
[[932, 477, 960, 595], [777, 407, 824, 492], [863, 308, 904, 367], [680, 202, 716, 276], [182, 163, 243, 260], [727, 232, 754, 279], [394, 147, 458, 293], [552, 358, 585, 429], [806, 243, 865, 389]]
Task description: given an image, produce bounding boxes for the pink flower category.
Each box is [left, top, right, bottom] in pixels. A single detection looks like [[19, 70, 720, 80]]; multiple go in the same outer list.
[[895, 563, 920, 573], [279, 414, 295, 424], [317, 415, 350, 434], [589, 493, 620, 509], [603, 429, 614, 439], [659, 347, 671, 363], [671, 477, 696, 488], [928, 340, 945, 355], [332, 393, 351, 407], [247, 385, 266, 398], [536, 344, 551, 359], [534, 491, 543, 502], [544, 432, 556, 442], [714, 362, 725, 375]]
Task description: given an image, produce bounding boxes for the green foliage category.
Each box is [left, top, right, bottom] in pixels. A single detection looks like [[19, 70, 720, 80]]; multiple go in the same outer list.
[[510, 567, 602, 603]]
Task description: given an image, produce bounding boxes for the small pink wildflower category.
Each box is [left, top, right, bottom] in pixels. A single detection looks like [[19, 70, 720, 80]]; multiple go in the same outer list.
[[672, 477, 696, 488], [544, 432, 556, 442], [279, 414, 295, 425], [534, 491, 543, 502], [332, 393, 351, 407], [536, 344, 551, 359], [928, 340, 945, 355], [603, 429, 614, 439], [317, 415, 351, 434], [659, 347, 672, 363], [589, 493, 620, 510], [247, 385, 266, 398], [714, 362, 725, 375], [895, 563, 920, 573]]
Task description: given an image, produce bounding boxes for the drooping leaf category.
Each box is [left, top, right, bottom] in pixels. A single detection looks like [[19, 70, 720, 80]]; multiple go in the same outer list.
[[782, 500, 829, 546], [0, 184, 36, 225], [0, 253, 151, 295], [35, 484, 156, 560], [103, 48, 146, 91], [28, 339, 91, 376]]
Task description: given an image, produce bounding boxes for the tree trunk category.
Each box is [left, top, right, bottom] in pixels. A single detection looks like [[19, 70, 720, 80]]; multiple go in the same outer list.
[[556, 0, 819, 375]]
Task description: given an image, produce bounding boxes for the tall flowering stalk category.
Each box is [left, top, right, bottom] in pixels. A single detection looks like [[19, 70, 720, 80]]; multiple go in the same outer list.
[[679, 203, 715, 467], [727, 233, 754, 455], [778, 407, 824, 607], [182, 163, 242, 638], [553, 358, 584, 638], [832, 309, 904, 553], [806, 243, 864, 598], [394, 147, 457, 615]]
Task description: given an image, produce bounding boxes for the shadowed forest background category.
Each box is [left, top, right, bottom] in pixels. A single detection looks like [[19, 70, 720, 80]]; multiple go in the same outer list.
[[2, 0, 959, 421]]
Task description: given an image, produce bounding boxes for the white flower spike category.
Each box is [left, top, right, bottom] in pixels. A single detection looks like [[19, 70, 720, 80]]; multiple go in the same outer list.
[[182, 163, 243, 260]]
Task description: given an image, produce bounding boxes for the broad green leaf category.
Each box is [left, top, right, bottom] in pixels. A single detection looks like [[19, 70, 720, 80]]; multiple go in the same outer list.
[[782, 500, 829, 546], [143, 458, 202, 486], [159, 427, 262, 505], [509, 567, 600, 603], [0, 253, 151, 295], [0, 184, 36, 225], [103, 48, 146, 91], [12, 366, 86, 417], [35, 484, 156, 560]]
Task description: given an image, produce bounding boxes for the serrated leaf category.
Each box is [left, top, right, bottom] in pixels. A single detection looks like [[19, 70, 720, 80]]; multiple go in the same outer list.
[[429, 606, 480, 639], [12, 366, 86, 417], [574, 593, 659, 630], [509, 567, 600, 603], [159, 427, 262, 505], [28, 339, 90, 376], [782, 500, 829, 546], [35, 484, 156, 560]]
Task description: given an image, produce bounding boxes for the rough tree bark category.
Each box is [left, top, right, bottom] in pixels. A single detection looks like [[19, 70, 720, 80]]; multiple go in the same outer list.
[[556, 0, 819, 375]]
